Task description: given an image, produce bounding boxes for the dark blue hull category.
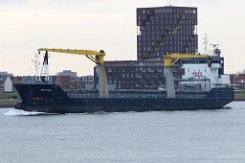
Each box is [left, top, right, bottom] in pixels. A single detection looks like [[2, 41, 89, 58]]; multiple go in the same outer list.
[[14, 83, 234, 113]]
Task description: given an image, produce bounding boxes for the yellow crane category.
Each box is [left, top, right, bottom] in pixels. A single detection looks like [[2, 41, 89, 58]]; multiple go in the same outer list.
[[37, 48, 108, 98], [163, 53, 211, 98], [164, 53, 210, 67], [37, 48, 105, 65]]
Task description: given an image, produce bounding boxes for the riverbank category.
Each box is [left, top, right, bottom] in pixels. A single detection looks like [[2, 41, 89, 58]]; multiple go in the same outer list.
[[234, 90, 245, 101], [0, 92, 19, 108], [0, 99, 18, 107]]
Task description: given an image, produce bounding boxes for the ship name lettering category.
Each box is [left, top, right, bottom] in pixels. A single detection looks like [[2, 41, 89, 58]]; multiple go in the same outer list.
[[41, 89, 52, 92]]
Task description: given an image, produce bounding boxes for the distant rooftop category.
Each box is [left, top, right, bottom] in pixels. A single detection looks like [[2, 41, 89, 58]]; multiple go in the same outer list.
[[56, 70, 77, 77]]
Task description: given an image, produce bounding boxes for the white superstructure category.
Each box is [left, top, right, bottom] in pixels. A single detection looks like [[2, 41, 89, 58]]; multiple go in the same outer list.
[[180, 47, 230, 91]]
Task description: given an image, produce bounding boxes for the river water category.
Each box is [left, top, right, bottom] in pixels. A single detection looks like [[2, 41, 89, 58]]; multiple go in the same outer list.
[[0, 101, 245, 163]]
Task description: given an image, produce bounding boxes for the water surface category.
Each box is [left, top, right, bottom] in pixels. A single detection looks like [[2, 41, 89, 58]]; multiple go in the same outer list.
[[0, 102, 245, 163]]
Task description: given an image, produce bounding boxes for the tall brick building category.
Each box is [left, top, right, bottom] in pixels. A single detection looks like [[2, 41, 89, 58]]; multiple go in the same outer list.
[[137, 6, 198, 61]]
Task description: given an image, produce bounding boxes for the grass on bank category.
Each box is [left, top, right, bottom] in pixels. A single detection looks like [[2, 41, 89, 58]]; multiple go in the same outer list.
[[0, 92, 19, 107], [235, 90, 245, 100], [0, 92, 19, 100]]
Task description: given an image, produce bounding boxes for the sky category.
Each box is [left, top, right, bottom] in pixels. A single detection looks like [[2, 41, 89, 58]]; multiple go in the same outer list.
[[0, 0, 245, 76]]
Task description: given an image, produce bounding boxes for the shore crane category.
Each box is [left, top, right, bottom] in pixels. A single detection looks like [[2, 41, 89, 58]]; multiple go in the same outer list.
[[37, 48, 108, 98]]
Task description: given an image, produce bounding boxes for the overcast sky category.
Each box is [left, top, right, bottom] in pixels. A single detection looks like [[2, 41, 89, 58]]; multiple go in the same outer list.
[[0, 0, 244, 76]]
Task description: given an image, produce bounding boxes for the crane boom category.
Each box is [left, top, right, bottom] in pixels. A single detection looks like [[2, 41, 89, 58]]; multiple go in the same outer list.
[[37, 48, 105, 65], [37, 48, 108, 98], [164, 53, 210, 67]]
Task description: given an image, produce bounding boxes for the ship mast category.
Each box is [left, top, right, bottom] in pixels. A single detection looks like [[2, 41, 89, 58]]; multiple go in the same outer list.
[[40, 51, 50, 82], [33, 53, 40, 81], [204, 33, 208, 54]]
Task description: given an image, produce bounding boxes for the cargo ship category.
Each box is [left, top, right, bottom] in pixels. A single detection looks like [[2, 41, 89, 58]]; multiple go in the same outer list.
[[14, 47, 234, 113], [14, 83, 233, 113]]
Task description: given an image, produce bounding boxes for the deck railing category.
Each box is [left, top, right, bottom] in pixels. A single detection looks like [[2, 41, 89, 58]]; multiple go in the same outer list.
[[67, 90, 208, 99]]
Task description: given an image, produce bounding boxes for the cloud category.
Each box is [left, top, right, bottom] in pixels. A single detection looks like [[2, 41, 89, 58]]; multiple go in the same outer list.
[[0, 0, 97, 7], [0, 0, 27, 5]]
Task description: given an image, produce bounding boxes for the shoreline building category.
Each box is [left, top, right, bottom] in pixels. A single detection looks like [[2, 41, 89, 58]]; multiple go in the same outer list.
[[54, 70, 81, 91], [96, 6, 198, 90], [0, 72, 13, 92], [137, 6, 198, 61]]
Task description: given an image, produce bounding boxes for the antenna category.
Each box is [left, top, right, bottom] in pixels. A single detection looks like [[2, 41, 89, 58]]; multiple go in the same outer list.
[[210, 44, 219, 48], [204, 33, 208, 54], [32, 53, 40, 81], [210, 44, 221, 57]]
